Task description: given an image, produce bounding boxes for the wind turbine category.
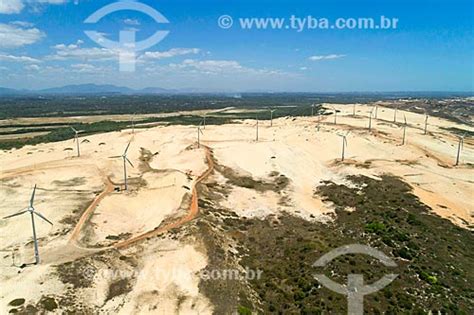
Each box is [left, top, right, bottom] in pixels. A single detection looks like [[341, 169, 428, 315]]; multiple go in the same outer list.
[[109, 141, 134, 190], [202, 113, 207, 130], [455, 134, 465, 166], [311, 104, 316, 116], [197, 120, 204, 148], [70, 126, 84, 157], [402, 115, 407, 145], [331, 106, 338, 125], [268, 108, 276, 127], [255, 114, 259, 141], [374, 104, 378, 119], [368, 107, 375, 131], [338, 131, 350, 161], [131, 113, 137, 134], [352, 104, 356, 117], [2, 185, 53, 265], [423, 113, 429, 135], [393, 106, 398, 123]]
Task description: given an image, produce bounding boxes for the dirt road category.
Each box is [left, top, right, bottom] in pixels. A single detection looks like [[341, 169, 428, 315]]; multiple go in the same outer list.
[[114, 146, 214, 248], [66, 145, 214, 249]]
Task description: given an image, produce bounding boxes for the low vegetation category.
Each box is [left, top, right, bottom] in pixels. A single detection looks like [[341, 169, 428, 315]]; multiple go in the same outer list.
[[196, 174, 474, 314]]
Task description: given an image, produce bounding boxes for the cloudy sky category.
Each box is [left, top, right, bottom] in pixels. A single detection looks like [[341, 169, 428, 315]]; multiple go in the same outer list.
[[0, 0, 472, 92]]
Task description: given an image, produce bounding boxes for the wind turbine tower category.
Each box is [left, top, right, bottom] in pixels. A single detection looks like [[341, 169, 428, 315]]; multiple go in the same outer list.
[[70, 126, 84, 157], [402, 115, 407, 145], [109, 141, 134, 190], [455, 134, 465, 166], [2, 185, 53, 265], [338, 132, 349, 161]]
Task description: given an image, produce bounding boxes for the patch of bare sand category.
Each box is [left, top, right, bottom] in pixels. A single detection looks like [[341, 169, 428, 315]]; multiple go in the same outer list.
[[107, 240, 213, 315]]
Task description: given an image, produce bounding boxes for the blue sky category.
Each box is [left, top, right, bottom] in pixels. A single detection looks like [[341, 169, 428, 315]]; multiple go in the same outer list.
[[0, 0, 472, 91]]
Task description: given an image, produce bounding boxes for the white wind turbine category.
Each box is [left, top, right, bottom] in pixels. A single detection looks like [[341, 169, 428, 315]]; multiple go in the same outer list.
[[269, 108, 276, 127], [423, 113, 429, 135], [311, 103, 316, 116], [255, 114, 259, 141], [131, 113, 137, 134], [455, 134, 466, 166], [352, 104, 356, 117], [197, 120, 204, 148], [374, 104, 378, 119], [402, 115, 408, 145], [338, 131, 350, 161], [70, 126, 85, 157], [2, 185, 53, 265], [109, 141, 134, 190], [201, 113, 207, 130], [368, 107, 375, 131], [317, 114, 322, 131], [393, 106, 398, 123]]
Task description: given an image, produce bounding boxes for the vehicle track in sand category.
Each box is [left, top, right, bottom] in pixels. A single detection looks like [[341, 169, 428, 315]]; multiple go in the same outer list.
[[67, 145, 214, 250], [68, 176, 115, 244], [113, 145, 214, 249]]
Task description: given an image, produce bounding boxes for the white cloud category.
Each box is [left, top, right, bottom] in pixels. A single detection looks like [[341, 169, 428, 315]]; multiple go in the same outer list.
[[299, 67, 308, 71], [49, 43, 202, 63], [141, 48, 201, 60], [0, 0, 24, 14], [0, 53, 41, 63], [0, 0, 67, 14], [49, 41, 117, 61], [0, 23, 44, 48], [71, 63, 107, 73], [35, 0, 68, 3], [308, 54, 346, 61], [178, 59, 243, 72], [10, 21, 34, 27], [24, 64, 40, 71], [167, 59, 282, 76]]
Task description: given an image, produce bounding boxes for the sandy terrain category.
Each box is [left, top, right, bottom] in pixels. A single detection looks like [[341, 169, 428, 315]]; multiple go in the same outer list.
[[0, 104, 472, 313]]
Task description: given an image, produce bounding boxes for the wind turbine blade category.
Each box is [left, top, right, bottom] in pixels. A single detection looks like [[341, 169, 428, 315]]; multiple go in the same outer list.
[[124, 141, 131, 155], [404, 115, 407, 124], [70, 126, 77, 133], [3, 210, 28, 219], [126, 157, 134, 168], [344, 138, 348, 147], [30, 184, 37, 207], [108, 155, 122, 159], [73, 137, 76, 143], [33, 211, 53, 225]]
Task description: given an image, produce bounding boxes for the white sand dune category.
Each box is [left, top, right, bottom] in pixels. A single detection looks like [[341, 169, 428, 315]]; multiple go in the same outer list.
[[0, 104, 472, 313]]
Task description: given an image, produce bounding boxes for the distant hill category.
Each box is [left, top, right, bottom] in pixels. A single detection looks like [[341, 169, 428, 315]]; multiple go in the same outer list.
[[40, 84, 135, 95], [0, 87, 22, 96], [0, 85, 472, 97], [0, 84, 179, 96]]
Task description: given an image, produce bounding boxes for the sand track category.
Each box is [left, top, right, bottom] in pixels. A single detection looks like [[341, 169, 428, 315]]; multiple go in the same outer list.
[[66, 145, 214, 250], [113, 146, 214, 249]]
